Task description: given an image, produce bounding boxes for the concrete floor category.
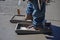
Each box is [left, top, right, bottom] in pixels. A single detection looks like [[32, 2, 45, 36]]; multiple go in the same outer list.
[[0, 0, 60, 40]]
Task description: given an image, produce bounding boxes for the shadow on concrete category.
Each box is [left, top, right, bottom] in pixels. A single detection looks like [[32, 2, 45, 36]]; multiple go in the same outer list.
[[45, 25, 60, 40], [0, 0, 5, 1]]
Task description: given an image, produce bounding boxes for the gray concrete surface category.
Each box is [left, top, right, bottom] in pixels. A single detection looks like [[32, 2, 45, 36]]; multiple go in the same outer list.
[[0, 0, 60, 40]]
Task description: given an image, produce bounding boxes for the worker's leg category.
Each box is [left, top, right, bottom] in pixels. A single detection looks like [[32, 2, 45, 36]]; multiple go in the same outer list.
[[32, 0, 46, 29], [26, 1, 34, 20], [41, 0, 46, 15], [26, 0, 46, 30]]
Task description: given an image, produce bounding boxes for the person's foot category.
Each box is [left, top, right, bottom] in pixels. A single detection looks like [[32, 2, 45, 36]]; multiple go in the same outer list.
[[25, 14, 33, 20], [26, 25, 42, 31], [26, 25, 35, 31]]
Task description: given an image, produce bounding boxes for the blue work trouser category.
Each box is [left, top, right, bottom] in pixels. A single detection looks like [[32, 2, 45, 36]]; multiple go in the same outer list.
[[26, 0, 46, 28], [26, 1, 34, 15]]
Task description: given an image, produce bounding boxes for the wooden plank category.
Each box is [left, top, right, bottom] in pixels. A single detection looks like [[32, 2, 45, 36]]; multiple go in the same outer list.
[[15, 23, 52, 35]]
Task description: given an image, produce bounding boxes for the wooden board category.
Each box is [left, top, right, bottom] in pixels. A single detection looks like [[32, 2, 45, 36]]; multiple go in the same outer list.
[[10, 15, 32, 23], [13, 15, 25, 20], [10, 15, 26, 23], [15, 23, 52, 35]]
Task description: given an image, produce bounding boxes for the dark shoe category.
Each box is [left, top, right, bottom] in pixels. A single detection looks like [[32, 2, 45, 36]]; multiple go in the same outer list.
[[35, 27, 43, 31]]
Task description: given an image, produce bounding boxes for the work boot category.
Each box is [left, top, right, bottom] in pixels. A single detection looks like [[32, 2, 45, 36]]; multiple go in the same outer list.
[[25, 14, 33, 20]]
